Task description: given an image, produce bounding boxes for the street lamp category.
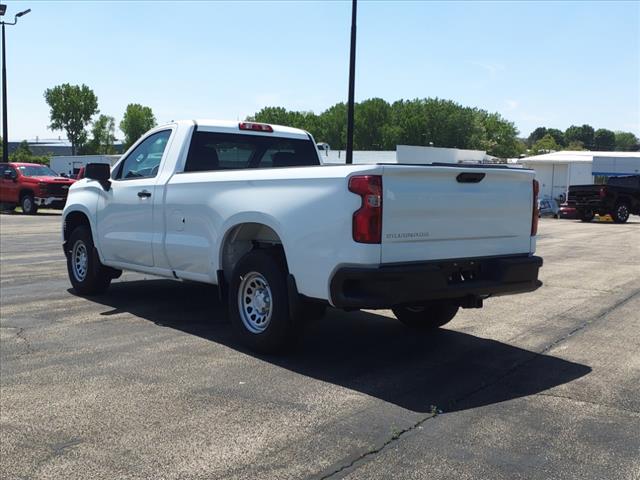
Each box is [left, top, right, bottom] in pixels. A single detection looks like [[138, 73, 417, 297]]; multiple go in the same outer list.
[[1, 4, 31, 162]]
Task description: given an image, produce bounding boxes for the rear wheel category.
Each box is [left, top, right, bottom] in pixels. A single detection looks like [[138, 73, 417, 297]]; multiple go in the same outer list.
[[0, 203, 16, 212], [612, 203, 630, 224], [228, 249, 297, 353], [66, 226, 112, 295], [393, 301, 459, 329], [21, 194, 37, 215], [579, 209, 594, 222]]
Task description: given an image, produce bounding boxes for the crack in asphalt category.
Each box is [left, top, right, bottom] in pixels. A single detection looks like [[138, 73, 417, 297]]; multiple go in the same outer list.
[[315, 409, 440, 480], [1, 325, 35, 355], [537, 288, 640, 357], [315, 288, 640, 480]]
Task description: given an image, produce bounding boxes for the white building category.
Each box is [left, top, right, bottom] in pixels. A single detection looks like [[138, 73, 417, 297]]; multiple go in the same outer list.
[[519, 151, 640, 200]]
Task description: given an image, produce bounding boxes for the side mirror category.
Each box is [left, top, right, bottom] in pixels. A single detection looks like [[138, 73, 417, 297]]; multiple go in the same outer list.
[[85, 163, 111, 181], [85, 163, 111, 191]]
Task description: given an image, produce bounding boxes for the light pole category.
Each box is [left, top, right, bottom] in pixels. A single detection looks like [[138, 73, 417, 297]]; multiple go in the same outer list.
[[1, 4, 31, 162], [345, 0, 356, 164]]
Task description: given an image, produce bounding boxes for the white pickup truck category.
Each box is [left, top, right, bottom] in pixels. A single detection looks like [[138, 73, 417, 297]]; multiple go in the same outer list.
[[62, 120, 542, 352]]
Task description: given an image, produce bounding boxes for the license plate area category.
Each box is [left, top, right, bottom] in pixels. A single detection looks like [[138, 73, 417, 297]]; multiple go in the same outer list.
[[441, 260, 481, 285]]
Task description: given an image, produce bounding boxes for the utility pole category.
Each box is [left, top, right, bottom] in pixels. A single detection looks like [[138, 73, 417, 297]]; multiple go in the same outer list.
[[345, 0, 357, 164], [2, 21, 7, 162], [1, 5, 31, 162]]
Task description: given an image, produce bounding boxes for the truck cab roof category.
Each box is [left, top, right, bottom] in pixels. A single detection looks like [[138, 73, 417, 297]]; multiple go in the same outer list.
[[165, 119, 311, 140]]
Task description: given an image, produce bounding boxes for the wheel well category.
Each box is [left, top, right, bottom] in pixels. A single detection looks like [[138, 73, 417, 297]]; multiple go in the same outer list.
[[64, 211, 91, 243], [220, 223, 286, 281]]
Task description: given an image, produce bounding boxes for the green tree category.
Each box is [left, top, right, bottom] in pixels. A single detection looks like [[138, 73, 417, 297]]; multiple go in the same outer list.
[[316, 102, 347, 149], [354, 98, 390, 150], [614, 131, 639, 151], [120, 104, 157, 149], [527, 127, 547, 146], [546, 128, 565, 147], [84, 115, 117, 154], [9, 140, 50, 165], [44, 83, 99, 155], [248, 97, 519, 157], [565, 141, 585, 150], [528, 127, 564, 147], [474, 110, 520, 158], [565, 124, 594, 149], [593, 128, 616, 151], [531, 134, 559, 154]]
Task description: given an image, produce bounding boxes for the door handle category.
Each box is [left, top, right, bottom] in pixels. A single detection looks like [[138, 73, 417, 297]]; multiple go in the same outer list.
[[137, 190, 152, 198]]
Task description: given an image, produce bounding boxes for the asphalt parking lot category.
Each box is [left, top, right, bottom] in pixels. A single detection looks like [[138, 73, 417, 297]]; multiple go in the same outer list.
[[1, 213, 639, 480]]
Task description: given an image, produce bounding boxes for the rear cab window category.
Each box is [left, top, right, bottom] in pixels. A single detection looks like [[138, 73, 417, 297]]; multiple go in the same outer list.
[[607, 176, 640, 189], [183, 131, 319, 172]]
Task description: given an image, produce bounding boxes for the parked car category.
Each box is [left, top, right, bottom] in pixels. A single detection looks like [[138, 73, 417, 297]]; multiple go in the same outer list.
[[0, 162, 75, 214], [568, 175, 640, 223], [558, 203, 578, 219], [62, 120, 543, 353], [538, 197, 559, 218]]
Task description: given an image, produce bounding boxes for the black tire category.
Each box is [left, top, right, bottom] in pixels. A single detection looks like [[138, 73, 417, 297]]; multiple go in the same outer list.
[[66, 226, 112, 295], [612, 203, 630, 224], [228, 249, 296, 353], [393, 301, 459, 329], [0, 203, 16, 212], [579, 209, 594, 222], [21, 194, 38, 215]]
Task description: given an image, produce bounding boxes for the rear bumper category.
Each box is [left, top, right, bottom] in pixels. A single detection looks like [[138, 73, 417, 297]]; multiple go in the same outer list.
[[330, 254, 543, 309]]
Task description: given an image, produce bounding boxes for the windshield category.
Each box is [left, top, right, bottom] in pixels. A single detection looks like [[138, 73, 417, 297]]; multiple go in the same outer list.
[[17, 165, 59, 177]]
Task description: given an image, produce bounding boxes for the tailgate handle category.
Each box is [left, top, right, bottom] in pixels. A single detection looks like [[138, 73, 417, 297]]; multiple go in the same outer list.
[[456, 172, 486, 183]]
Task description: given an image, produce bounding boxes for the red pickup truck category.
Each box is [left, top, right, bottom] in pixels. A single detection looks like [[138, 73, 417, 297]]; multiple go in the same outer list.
[[0, 162, 75, 214]]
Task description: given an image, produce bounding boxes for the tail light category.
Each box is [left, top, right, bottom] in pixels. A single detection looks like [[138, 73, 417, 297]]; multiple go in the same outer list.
[[349, 175, 382, 243], [599, 186, 607, 198], [531, 179, 539, 236]]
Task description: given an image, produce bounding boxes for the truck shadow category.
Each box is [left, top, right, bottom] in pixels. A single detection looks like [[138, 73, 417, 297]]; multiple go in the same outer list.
[[75, 279, 591, 414]]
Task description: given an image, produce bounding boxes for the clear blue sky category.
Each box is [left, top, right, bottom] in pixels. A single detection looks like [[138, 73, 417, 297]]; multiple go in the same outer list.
[[3, 0, 639, 141]]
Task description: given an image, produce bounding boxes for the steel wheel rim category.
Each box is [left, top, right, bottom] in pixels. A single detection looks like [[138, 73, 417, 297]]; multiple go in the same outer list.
[[618, 205, 629, 221], [238, 272, 273, 334], [23, 197, 32, 212], [72, 240, 89, 282]]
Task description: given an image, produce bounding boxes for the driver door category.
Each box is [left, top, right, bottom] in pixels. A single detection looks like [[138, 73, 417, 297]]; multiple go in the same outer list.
[[0, 165, 19, 204], [97, 130, 172, 267]]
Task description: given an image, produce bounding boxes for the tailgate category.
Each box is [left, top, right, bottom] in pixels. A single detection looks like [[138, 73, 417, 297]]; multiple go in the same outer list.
[[568, 185, 601, 205], [381, 165, 534, 263]]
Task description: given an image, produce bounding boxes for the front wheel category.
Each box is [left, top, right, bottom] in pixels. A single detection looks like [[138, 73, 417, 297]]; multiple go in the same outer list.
[[21, 194, 38, 215], [228, 250, 296, 353], [66, 226, 112, 295], [393, 301, 459, 329], [612, 203, 630, 224], [579, 209, 594, 222]]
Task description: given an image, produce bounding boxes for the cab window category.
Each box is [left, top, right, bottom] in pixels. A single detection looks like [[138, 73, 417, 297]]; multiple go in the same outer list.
[[115, 130, 171, 180]]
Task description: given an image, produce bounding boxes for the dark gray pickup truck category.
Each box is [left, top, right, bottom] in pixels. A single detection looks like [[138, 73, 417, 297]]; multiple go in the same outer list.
[[568, 175, 640, 223]]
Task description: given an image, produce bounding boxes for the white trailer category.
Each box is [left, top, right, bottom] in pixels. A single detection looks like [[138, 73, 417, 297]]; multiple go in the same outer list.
[[50, 155, 120, 178]]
